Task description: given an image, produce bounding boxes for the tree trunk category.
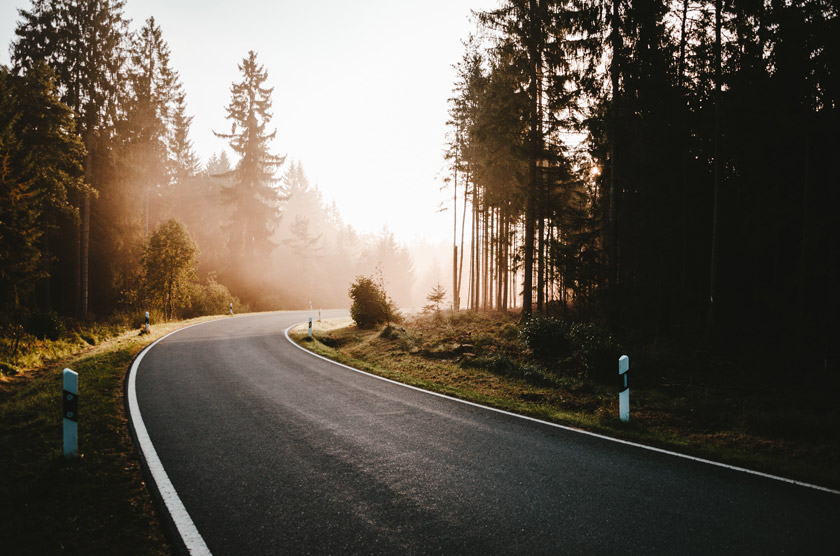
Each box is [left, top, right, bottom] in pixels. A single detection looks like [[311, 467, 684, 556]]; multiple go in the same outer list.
[[482, 206, 489, 310], [707, 0, 722, 331], [679, 0, 690, 292], [80, 131, 93, 319], [522, 0, 541, 321], [797, 128, 810, 332], [502, 209, 509, 311], [453, 167, 459, 311], [608, 0, 621, 325], [537, 212, 545, 313], [470, 187, 479, 311], [457, 178, 469, 311]]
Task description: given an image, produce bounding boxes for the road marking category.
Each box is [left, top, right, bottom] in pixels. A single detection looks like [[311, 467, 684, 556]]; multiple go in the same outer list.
[[285, 323, 840, 496], [128, 323, 213, 556]]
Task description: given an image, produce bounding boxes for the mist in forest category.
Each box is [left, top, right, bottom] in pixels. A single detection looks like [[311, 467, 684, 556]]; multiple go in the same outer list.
[[0, 1, 444, 323], [169, 155, 424, 313]]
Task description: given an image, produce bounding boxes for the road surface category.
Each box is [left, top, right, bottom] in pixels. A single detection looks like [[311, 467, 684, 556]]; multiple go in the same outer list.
[[130, 311, 838, 554]]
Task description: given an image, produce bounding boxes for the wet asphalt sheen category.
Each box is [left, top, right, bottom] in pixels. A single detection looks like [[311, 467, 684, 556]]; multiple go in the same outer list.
[[133, 311, 838, 555]]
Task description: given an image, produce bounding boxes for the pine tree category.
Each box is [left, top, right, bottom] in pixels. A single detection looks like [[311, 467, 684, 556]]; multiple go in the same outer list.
[[358, 231, 416, 309], [118, 16, 187, 240], [0, 64, 85, 317], [170, 91, 200, 179], [424, 283, 447, 313], [206, 151, 232, 177], [124, 16, 177, 179], [13, 0, 130, 317], [0, 73, 40, 319], [10, 62, 87, 224], [215, 51, 286, 265]]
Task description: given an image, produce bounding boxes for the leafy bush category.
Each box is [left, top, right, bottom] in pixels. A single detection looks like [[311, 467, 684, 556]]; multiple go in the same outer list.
[[568, 322, 622, 382], [26, 312, 65, 340], [142, 218, 198, 320], [519, 315, 571, 362], [348, 275, 400, 329], [185, 278, 241, 318], [349, 276, 386, 328], [0, 361, 18, 376]]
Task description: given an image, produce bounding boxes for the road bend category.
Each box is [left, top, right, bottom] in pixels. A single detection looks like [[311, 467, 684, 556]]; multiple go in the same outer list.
[[131, 311, 838, 555]]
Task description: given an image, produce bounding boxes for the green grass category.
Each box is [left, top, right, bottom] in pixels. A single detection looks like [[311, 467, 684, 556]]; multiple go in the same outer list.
[[0, 316, 221, 555], [292, 312, 840, 491]]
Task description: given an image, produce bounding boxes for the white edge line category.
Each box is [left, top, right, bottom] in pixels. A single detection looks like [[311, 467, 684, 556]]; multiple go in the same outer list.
[[284, 323, 840, 496], [128, 322, 213, 556]]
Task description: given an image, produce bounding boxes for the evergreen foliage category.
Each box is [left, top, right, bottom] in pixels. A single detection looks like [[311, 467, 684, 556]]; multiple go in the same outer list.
[[215, 51, 287, 262], [449, 0, 838, 366], [13, 0, 130, 318], [0, 63, 85, 320], [349, 275, 389, 329], [424, 283, 447, 313]]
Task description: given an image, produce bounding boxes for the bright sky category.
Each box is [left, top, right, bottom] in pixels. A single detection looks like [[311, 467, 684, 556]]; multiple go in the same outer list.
[[0, 0, 500, 244]]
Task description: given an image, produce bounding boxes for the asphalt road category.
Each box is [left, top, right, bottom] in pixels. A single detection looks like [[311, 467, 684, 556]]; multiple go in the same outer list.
[[131, 311, 838, 555]]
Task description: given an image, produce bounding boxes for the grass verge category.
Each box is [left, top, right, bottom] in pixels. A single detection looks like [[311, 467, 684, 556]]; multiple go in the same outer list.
[[291, 312, 840, 492], [0, 316, 222, 555]]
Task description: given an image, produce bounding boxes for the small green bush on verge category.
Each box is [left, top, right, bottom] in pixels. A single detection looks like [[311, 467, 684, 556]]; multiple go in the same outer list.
[[0, 361, 18, 375], [184, 277, 242, 318], [568, 322, 622, 382], [519, 315, 571, 362], [349, 275, 400, 329], [26, 312, 65, 340]]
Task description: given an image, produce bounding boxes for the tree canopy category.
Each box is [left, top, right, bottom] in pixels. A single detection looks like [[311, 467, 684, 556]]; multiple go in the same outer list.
[[142, 218, 198, 320]]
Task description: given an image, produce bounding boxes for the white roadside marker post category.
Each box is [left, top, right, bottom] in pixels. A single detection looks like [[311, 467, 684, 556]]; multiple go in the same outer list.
[[144, 311, 150, 334], [308, 317, 313, 339], [619, 355, 630, 422], [229, 302, 233, 315], [63, 369, 79, 459]]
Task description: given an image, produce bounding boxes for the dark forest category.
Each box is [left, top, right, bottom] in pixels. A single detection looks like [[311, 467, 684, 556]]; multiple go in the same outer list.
[[445, 0, 838, 373], [1, 0, 838, 374]]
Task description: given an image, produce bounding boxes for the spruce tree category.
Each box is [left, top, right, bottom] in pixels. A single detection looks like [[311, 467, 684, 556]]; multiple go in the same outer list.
[[170, 91, 201, 179], [215, 51, 286, 264], [13, 0, 130, 317], [122, 15, 179, 217], [0, 63, 85, 317]]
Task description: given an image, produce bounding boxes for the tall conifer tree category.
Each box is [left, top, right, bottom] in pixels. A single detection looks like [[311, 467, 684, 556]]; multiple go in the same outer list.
[[0, 63, 85, 316], [13, 0, 129, 317], [215, 51, 286, 263]]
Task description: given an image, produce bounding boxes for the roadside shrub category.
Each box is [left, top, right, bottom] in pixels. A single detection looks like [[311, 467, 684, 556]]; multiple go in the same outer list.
[[519, 315, 571, 362], [349, 275, 400, 329], [349, 276, 386, 328], [185, 278, 241, 318], [0, 361, 18, 376], [568, 322, 622, 382], [26, 312, 65, 340]]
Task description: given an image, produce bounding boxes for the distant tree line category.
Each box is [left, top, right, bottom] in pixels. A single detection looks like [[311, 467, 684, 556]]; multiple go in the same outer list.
[[1, 0, 416, 328], [447, 0, 837, 361]]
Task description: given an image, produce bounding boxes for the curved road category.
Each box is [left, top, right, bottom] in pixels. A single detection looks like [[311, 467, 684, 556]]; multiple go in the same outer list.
[[130, 311, 838, 555]]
